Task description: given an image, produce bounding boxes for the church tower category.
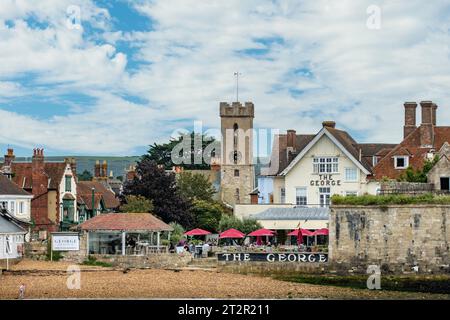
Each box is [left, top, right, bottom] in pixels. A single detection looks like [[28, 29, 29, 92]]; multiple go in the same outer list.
[[220, 101, 255, 205]]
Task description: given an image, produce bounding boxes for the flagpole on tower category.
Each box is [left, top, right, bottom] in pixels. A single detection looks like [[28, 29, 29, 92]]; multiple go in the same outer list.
[[234, 71, 241, 102]]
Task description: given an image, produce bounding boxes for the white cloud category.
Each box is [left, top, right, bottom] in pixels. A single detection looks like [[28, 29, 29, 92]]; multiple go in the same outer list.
[[1, 0, 450, 155]]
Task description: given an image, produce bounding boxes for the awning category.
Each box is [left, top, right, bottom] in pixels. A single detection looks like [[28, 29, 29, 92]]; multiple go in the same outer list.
[[287, 229, 315, 237]]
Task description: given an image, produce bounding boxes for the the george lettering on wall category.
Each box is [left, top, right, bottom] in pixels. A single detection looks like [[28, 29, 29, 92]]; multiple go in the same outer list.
[[310, 174, 341, 187]]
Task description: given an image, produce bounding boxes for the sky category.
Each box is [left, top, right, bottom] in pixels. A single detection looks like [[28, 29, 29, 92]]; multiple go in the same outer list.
[[1, 0, 450, 156]]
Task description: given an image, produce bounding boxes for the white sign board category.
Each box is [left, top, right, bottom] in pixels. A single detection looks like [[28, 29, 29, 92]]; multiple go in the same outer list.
[[52, 234, 80, 251]]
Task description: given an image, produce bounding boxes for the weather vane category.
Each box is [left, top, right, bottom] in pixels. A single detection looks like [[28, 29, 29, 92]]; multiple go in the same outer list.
[[234, 71, 241, 102]]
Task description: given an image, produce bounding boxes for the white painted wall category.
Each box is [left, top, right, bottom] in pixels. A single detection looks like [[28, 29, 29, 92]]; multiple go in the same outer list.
[[0, 233, 25, 259], [0, 195, 32, 222], [284, 134, 377, 206], [257, 176, 274, 204]]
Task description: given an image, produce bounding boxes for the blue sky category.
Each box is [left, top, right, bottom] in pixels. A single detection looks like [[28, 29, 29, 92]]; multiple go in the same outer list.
[[1, 0, 450, 156]]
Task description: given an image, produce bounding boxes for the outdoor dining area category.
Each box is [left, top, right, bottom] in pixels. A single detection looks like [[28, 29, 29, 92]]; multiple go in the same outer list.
[[179, 226, 329, 258]]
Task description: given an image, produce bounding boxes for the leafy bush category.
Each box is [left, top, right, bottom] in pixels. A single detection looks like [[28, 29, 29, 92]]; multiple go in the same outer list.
[[82, 256, 113, 268], [218, 214, 262, 234], [168, 222, 185, 244], [331, 193, 450, 206], [191, 199, 224, 233]]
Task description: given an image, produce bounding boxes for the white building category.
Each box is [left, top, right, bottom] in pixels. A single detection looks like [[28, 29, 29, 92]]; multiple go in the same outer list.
[[0, 208, 27, 266], [0, 174, 32, 222], [235, 121, 395, 233]]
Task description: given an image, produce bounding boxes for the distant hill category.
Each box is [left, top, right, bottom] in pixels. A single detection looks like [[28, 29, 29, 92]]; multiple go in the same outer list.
[[1, 156, 141, 179]]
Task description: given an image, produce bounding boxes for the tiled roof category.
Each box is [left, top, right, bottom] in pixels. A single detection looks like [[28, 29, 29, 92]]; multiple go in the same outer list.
[[262, 134, 315, 175], [251, 207, 329, 221], [77, 181, 120, 210], [10, 162, 67, 190], [78, 213, 173, 232], [0, 174, 31, 196], [0, 209, 27, 234]]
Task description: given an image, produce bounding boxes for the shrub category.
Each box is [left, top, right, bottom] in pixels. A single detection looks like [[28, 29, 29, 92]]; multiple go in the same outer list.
[[331, 193, 450, 206]]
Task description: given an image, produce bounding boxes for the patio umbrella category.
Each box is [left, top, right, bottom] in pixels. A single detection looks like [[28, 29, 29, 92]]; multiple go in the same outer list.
[[247, 228, 275, 237], [312, 228, 329, 236], [219, 228, 245, 239], [287, 229, 315, 236], [184, 228, 211, 236], [296, 228, 303, 245]]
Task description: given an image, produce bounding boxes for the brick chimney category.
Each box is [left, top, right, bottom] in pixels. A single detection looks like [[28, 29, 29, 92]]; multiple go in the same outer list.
[[403, 102, 417, 139], [4, 148, 15, 166], [287, 130, 296, 149], [432, 103, 437, 126], [31, 148, 49, 228], [94, 160, 101, 178], [419, 101, 435, 147], [102, 160, 108, 177], [65, 157, 77, 179], [322, 121, 336, 129]]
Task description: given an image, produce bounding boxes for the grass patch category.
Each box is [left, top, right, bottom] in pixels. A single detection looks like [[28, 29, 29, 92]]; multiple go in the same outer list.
[[274, 274, 450, 294], [82, 256, 113, 268], [331, 193, 450, 206]]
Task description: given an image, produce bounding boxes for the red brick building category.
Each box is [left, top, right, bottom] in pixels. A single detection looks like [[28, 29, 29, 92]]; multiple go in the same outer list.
[[1, 149, 78, 237], [373, 101, 450, 180]]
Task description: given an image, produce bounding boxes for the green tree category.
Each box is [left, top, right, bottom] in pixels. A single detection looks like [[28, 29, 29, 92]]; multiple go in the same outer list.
[[167, 222, 185, 245], [144, 132, 218, 170], [77, 170, 93, 181], [218, 214, 262, 234], [399, 155, 439, 182], [177, 171, 216, 202], [191, 200, 223, 232], [120, 195, 154, 213], [122, 158, 194, 228]]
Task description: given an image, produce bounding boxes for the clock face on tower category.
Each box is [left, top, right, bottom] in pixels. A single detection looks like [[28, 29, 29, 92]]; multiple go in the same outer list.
[[230, 150, 242, 164]]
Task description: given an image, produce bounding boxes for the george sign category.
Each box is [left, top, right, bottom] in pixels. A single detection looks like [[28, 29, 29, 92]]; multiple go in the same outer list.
[[310, 174, 341, 187], [52, 233, 80, 251], [217, 252, 328, 263]]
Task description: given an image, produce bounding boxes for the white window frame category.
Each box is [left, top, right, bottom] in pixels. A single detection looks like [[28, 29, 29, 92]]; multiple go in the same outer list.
[[372, 156, 379, 166], [295, 187, 307, 206], [19, 202, 24, 214], [344, 167, 358, 182], [313, 157, 339, 174], [10, 201, 15, 214], [280, 187, 286, 204], [319, 187, 331, 207], [394, 156, 409, 169]]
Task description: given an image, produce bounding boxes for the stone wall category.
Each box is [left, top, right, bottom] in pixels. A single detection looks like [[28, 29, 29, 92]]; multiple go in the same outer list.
[[217, 261, 328, 275], [329, 205, 450, 273], [91, 253, 193, 269], [60, 232, 88, 263]]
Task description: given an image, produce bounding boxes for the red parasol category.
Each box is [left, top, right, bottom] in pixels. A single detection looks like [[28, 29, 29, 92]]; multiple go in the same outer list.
[[287, 229, 315, 236], [247, 228, 275, 237], [184, 228, 211, 236], [312, 228, 329, 236], [219, 228, 245, 239]]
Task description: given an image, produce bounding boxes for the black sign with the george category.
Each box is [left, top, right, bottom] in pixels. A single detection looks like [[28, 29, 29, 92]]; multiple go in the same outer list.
[[217, 252, 328, 263]]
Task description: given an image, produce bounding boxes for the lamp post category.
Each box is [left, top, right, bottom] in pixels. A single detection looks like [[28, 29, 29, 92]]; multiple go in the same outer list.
[[91, 187, 95, 218]]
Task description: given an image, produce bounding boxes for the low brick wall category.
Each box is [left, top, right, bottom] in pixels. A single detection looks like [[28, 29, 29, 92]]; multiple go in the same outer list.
[[91, 253, 193, 269], [330, 205, 450, 273]]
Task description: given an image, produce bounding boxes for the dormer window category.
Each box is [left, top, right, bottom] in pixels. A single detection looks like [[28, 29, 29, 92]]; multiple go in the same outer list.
[[372, 156, 379, 166], [394, 156, 409, 169]]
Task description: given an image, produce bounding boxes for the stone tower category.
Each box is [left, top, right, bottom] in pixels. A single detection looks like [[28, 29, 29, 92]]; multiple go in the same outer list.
[[220, 101, 255, 205]]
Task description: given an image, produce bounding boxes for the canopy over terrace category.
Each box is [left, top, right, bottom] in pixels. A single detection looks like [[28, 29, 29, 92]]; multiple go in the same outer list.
[[250, 207, 329, 230], [79, 213, 173, 255]]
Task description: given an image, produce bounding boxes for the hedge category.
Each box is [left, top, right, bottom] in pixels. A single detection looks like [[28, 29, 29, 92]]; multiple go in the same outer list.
[[331, 193, 450, 206]]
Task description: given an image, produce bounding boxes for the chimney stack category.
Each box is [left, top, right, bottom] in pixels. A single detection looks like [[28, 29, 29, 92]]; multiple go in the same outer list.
[[322, 121, 336, 129], [32, 148, 45, 170], [419, 101, 435, 147], [65, 157, 77, 180], [4, 148, 15, 166], [94, 160, 101, 178], [102, 160, 108, 178], [287, 130, 296, 149], [403, 102, 417, 139], [432, 103, 438, 126]]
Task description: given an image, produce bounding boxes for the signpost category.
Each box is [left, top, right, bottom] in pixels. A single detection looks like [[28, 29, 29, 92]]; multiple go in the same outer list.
[[50, 232, 80, 261]]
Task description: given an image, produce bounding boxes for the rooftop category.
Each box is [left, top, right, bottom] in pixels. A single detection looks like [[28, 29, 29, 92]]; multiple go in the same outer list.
[[251, 207, 329, 221], [78, 213, 173, 232]]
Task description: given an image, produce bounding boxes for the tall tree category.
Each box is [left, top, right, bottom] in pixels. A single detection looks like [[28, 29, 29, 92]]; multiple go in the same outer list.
[[191, 200, 223, 233], [120, 195, 154, 213], [177, 171, 216, 202], [123, 159, 194, 228], [144, 132, 219, 170], [77, 170, 93, 181]]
